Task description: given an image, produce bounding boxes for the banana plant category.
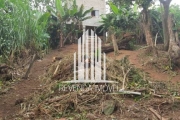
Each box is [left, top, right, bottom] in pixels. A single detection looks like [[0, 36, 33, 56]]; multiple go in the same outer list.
[[99, 13, 119, 55], [99, 2, 139, 55], [109, 2, 138, 30], [32, 11, 50, 50], [48, 0, 93, 47], [74, 4, 93, 28], [47, 0, 74, 47], [99, 14, 115, 32]]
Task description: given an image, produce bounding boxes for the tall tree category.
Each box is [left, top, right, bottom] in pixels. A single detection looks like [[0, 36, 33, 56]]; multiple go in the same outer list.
[[168, 14, 180, 61], [141, 5, 154, 47], [159, 0, 172, 51], [135, 0, 154, 47], [170, 4, 180, 45], [108, 0, 155, 48]]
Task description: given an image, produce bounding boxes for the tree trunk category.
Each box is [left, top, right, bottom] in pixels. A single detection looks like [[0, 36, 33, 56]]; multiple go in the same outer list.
[[142, 22, 154, 46], [63, 31, 73, 45], [23, 54, 37, 79], [60, 32, 63, 48], [168, 14, 180, 60], [141, 9, 154, 47], [159, 0, 172, 51], [109, 27, 119, 55], [141, 9, 158, 57], [102, 38, 133, 53], [175, 31, 179, 43], [111, 33, 119, 55], [106, 31, 111, 43]]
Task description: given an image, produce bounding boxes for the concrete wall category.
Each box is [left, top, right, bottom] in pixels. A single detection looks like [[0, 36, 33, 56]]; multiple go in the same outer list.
[[76, 0, 106, 27]]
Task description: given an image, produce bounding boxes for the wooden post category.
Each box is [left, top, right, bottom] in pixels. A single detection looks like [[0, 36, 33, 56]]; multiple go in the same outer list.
[[22, 54, 37, 79]]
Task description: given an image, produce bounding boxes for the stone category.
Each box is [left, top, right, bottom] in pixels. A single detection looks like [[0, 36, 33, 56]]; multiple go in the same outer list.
[[102, 100, 116, 115]]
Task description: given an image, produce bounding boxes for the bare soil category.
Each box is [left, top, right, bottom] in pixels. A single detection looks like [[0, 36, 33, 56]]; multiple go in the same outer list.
[[107, 49, 180, 82], [0, 44, 77, 119]]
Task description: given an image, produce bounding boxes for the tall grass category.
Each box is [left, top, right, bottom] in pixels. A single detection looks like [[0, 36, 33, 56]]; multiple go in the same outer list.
[[0, 0, 50, 62]]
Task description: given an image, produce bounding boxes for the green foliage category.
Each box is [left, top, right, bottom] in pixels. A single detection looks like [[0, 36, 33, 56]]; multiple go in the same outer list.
[[47, 0, 93, 46], [169, 4, 180, 30], [0, 0, 50, 62], [128, 40, 136, 50], [109, 2, 119, 14], [108, 0, 133, 9], [149, 7, 164, 43], [0, 55, 5, 63], [128, 69, 149, 89], [99, 14, 115, 32], [149, 4, 180, 43], [74, 5, 93, 21], [135, 0, 153, 9], [99, 2, 139, 39], [55, 0, 65, 18]]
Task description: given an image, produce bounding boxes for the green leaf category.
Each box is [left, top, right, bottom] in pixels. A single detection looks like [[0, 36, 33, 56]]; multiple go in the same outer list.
[[0, 0, 5, 8], [82, 7, 93, 17], [38, 12, 50, 24], [55, 0, 65, 17], [133, 3, 138, 13], [109, 2, 119, 15], [47, 6, 57, 18]]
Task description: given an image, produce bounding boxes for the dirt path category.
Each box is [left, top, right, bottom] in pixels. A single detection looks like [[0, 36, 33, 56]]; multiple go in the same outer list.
[[0, 45, 179, 119], [0, 44, 77, 119], [107, 50, 180, 82]]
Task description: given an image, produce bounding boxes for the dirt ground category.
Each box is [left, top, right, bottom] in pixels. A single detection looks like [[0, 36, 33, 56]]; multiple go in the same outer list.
[[107, 50, 180, 82], [0, 44, 180, 119], [0, 44, 77, 119]]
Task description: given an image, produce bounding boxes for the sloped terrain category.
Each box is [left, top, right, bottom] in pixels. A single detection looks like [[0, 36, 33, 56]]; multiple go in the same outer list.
[[0, 44, 180, 120]]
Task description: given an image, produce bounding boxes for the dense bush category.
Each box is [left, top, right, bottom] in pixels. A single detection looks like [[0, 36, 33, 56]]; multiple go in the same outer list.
[[0, 0, 50, 62]]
